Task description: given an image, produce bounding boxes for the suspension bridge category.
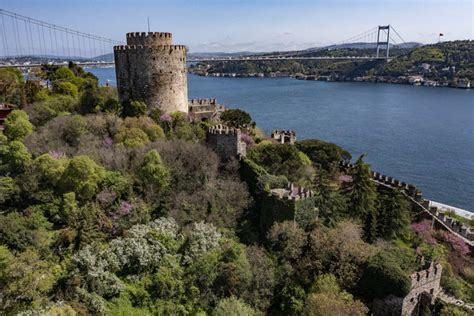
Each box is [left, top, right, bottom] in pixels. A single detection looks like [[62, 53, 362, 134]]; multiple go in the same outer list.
[[0, 8, 408, 68]]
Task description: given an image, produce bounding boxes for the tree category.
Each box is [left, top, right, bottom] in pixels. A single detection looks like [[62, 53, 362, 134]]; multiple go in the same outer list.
[[53, 81, 79, 97], [214, 241, 252, 298], [79, 80, 103, 114], [0, 248, 60, 314], [303, 274, 368, 316], [220, 109, 253, 128], [358, 249, 415, 301], [122, 100, 147, 117], [139, 149, 171, 192], [303, 221, 374, 289], [313, 170, 347, 226], [59, 155, 106, 200], [3, 110, 34, 141], [248, 144, 311, 182], [1, 140, 32, 174], [377, 189, 411, 240], [296, 139, 351, 171], [0, 176, 19, 204], [348, 155, 378, 241], [268, 221, 307, 262], [213, 297, 256, 316]]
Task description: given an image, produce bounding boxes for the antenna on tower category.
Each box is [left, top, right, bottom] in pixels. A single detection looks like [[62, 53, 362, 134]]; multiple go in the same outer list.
[[147, 17, 150, 32]]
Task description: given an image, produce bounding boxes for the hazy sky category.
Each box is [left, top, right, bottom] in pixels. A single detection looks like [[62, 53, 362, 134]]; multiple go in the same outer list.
[[2, 0, 473, 52]]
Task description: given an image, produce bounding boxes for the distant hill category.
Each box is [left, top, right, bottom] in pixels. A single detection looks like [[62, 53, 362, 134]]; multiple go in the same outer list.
[[189, 40, 474, 87]]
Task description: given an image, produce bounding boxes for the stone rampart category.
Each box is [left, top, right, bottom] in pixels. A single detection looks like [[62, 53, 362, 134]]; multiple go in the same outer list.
[[340, 161, 473, 244]]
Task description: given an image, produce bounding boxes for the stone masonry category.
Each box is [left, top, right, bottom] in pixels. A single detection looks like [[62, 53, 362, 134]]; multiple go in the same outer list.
[[206, 124, 246, 160], [188, 98, 225, 121], [271, 130, 296, 144], [114, 32, 188, 113], [373, 262, 442, 316]]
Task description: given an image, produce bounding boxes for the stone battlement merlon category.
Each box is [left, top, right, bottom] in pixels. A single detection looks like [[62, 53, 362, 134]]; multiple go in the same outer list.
[[189, 98, 218, 105], [207, 124, 240, 135], [126, 32, 173, 46], [410, 262, 442, 289], [271, 182, 314, 201], [126, 32, 172, 38], [114, 45, 187, 51]]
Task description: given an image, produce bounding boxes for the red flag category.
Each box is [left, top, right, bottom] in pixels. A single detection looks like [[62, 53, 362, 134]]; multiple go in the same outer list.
[[439, 33, 444, 36]]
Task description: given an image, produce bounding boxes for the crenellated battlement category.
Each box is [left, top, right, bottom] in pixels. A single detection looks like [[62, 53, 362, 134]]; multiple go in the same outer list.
[[189, 98, 218, 105], [270, 182, 315, 201], [126, 32, 172, 46], [410, 262, 442, 289], [207, 124, 240, 135], [114, 44, 187, 52], [271, 130, 296, 144]]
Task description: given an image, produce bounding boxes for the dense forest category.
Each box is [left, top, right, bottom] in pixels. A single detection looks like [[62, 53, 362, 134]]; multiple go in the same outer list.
[[0, 64, 473, 315], [189, 40, 474, 85]]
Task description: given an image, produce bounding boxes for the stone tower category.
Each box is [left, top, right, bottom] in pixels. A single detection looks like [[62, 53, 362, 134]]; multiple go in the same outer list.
[[114, 32, 188, 113]]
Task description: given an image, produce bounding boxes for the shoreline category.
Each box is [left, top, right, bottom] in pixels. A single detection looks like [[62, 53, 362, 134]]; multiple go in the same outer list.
[[188, 72, 472, 90]]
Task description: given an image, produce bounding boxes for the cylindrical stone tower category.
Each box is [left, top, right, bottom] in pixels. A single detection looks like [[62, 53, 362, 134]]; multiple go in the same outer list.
[[114, 32, 188, 113]]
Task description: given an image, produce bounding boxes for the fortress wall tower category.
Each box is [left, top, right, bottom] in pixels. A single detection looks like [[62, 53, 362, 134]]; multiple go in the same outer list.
[[114, 32, 188, 113]]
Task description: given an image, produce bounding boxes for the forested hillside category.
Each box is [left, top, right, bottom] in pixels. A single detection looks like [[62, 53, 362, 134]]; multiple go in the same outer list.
[[190, 40, 473, 87]]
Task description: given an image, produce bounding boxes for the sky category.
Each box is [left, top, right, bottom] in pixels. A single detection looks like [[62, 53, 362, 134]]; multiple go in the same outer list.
[[1, 0, 473, 53]]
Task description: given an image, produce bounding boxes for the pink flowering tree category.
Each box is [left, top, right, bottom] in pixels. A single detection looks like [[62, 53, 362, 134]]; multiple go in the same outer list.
[[411, 220, 437, 245], [439, 231, 470, 256]]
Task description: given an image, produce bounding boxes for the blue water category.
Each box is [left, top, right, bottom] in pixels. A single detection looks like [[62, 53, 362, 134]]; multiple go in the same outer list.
[[87, 67, 474, 212]]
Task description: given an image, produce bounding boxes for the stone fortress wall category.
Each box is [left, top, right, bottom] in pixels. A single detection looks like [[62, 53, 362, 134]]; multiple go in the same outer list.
[[188, 98, 225, 121], [114, 32, 188, 113], [373, 262, 443, 316], [340, 161, 474, 245], [206, 124, 246, 160]]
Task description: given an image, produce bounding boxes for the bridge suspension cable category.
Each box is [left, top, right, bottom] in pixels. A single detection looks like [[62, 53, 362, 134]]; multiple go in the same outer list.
[[0, 8, 123, 62]]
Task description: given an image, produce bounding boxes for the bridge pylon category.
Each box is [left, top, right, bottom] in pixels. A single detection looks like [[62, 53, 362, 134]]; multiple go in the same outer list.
[[376, 25, 390, 59]]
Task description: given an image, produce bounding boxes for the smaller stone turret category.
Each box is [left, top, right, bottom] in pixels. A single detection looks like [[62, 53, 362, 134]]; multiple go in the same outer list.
[[271, 130, 296, 144], [206, 124, 246, 160]]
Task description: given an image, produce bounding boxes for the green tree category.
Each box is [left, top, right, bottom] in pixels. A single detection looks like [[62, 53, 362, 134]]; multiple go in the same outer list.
[[313, 171, 347, 226], [358, 249, 414, 301], [0, 248, 60, 313], [303, 274, 368, 316], [1, 140, 32, 174], [220, 109, 253, 128], [54, 81, 79, 97], [348, 155, 378, 241], [3, 110, 34, 141], [59, 155, 106, 200], [122, 100, 147, 117], [0, 176, 19, 204], [79, 80, 103, 114], [377, 189, 411, 239], [139, 149, 171, 192], [213, 297, 256, 316]]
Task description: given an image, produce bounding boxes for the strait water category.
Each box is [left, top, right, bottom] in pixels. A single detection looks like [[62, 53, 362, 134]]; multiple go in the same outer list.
[[87, 67, 474, 212]]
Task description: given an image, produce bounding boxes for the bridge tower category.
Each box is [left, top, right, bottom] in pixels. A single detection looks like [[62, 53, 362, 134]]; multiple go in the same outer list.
[[376, 25, 390, 59], [114, 32, 188, 113]]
